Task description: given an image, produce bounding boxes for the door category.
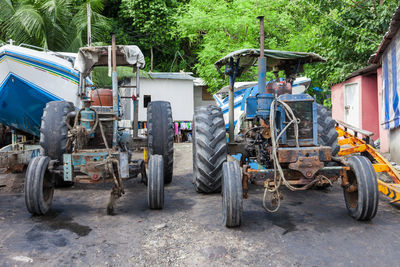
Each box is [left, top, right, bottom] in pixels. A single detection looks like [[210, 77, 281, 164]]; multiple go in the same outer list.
[[344, 83, 360, 128]]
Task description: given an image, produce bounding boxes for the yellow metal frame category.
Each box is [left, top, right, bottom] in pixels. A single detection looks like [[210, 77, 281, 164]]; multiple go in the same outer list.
[[336, 126, 400, 203]]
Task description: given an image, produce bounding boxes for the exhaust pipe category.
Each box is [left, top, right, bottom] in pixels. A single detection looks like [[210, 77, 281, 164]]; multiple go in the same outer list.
[[257, 16, 266, 94]]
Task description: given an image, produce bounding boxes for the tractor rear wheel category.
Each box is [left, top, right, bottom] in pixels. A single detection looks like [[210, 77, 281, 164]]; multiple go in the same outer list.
[[222, 161, 243, 227], [40, 101, 74, 187], [148, 155, 164, 209], [343, 156, 379, 221], [25, 156, 54, 215], [317, 104, 339, 156], [192, 105, 227, 193], [147, 101, 174, 184]]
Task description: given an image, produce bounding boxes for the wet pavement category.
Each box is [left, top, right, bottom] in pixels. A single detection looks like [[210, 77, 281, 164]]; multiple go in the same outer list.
[[1, 143, 400, 266]]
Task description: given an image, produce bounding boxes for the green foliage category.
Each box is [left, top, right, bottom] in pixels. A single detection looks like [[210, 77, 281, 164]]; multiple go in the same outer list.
[[177, 0, 398, 103], [0, 0, 110, 52], [178, 0, 297, 91], [117, 0, 190, 72], [1, 0, 399, 106]]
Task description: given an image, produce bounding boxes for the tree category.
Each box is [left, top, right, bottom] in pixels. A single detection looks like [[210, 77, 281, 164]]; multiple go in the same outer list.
[[177, 0, 398, 99], [0, 0, 110, 52], [119, 0, 185, 71]]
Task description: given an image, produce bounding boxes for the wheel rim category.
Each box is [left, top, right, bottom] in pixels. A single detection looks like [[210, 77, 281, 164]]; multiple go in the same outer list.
[[344, 170, 358, 209]]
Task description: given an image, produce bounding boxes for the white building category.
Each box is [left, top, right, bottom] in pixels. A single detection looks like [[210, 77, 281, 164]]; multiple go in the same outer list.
[[121, 72, 214, 124]]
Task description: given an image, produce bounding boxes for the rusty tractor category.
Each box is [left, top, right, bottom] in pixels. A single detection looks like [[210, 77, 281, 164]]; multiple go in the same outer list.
[[192, 17, 379, 227], [24, 36, 174, 215]]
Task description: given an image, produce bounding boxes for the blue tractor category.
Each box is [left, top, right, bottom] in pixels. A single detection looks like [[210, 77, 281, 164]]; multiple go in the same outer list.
[[192, 17, 379, 227]]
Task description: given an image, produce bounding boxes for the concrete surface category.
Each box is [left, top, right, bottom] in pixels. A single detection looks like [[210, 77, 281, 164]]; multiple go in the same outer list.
[[1, 143, 400, 266]]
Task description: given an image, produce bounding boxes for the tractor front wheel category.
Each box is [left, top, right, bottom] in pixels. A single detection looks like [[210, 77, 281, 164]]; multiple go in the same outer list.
[[25, 156, 54, 215], [148, 155, 164, 209], [343, 155, 379, 220], [222, 161, 243, 227]]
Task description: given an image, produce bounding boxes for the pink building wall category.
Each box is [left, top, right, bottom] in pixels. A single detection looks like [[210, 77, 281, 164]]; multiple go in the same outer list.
[[331, 83, 344, 122], [376, 67, 389, 153], [361, 74, 379, 139], [331, 76, 362, 126], [331, 73, 392, 151]]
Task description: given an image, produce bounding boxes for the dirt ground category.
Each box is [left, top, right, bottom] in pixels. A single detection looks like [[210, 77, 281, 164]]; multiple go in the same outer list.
[[1, 143, 400, 266]]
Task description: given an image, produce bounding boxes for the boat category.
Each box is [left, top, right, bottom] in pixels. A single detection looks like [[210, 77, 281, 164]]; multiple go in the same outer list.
[[213, 77, 311, 131], [0, 43, 87, 137]]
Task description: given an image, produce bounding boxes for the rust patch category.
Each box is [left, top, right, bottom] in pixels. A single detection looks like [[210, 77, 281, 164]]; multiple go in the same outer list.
[[288, 156, 324, 179]]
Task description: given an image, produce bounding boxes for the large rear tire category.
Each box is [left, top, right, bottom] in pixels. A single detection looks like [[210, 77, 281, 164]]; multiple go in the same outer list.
[[40, 101, 74, 187], [317, 104, 339, 156], [148, 155, 164, 209], [25, 156, 54, 215], [193, 105, 227, 193], [147, 101, 174, 184], [222, 161, 243, 227], [343, 156, 379, 221]]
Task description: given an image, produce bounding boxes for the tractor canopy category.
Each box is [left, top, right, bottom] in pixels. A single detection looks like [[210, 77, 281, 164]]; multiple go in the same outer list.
[[74, 45, 145, 78], [215, 49, 326, 77]]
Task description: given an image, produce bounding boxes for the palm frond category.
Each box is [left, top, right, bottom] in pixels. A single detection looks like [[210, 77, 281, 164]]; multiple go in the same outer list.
[[0, 0, 15, 21], [6, 5, 47, 47]]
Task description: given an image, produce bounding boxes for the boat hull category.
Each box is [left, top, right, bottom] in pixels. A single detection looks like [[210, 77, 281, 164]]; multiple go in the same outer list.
[[0, 45, 83, 136]]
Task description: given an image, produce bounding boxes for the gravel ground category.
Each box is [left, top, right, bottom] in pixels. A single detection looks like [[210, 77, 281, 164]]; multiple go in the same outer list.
[[1, 143, 400, 266]]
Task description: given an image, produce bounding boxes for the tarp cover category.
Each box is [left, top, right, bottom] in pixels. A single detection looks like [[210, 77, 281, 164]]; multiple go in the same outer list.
[[215, 49, 326, 76], [381, 31, 400, 129], [74, 45, 145, 77]]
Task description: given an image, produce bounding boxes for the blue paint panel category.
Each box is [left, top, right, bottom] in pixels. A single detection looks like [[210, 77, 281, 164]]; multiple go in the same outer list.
[[246, 97, 257, 119], [391, 47, 400, 128], [241, 87, 252, 111], [384, 54, 390, 129], [0, 73, 60, 136]]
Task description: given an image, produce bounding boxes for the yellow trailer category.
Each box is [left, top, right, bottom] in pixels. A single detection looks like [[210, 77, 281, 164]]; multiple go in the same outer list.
[[336, 121, 400, 203]]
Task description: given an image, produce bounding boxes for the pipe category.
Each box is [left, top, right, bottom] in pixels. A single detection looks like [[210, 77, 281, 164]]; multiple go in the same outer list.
[[228, 73, 235, 144], [111, 34, 118, 147], [133, 65, 140, 138], [257, 16, 266, 94]]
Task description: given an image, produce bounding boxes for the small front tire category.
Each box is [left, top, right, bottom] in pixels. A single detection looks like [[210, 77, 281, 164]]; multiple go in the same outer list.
[[25, 156, 54, 215], [343, 156, 379, 221], [148, 155, 164, 209], [222, 161, 243, 227]]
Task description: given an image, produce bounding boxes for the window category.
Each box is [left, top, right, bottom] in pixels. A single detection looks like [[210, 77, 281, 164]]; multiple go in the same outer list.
[[144, 95, 151, 108], [202, 87, 213, 100]]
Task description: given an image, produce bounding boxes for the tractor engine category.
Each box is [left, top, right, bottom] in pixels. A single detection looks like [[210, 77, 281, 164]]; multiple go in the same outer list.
[[241, 81, 318, 167]]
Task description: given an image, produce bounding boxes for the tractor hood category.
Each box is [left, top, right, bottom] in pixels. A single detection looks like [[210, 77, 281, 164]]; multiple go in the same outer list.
[[215, 49, 326, 77]]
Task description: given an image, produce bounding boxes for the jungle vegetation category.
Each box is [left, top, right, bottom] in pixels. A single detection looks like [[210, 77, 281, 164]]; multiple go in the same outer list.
[[0, 0, 398, 101]]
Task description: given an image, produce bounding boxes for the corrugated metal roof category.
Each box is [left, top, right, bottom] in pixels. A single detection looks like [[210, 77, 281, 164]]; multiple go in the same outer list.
[[146, 72, 194, 80], [215, 49, 326, 77], [193, 77, 206, 86], [369, 5, 400, 64], [345, 64, 379, 80]]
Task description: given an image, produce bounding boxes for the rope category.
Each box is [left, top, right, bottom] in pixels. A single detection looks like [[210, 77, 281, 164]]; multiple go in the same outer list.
[[263, 98, 314, 212]]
